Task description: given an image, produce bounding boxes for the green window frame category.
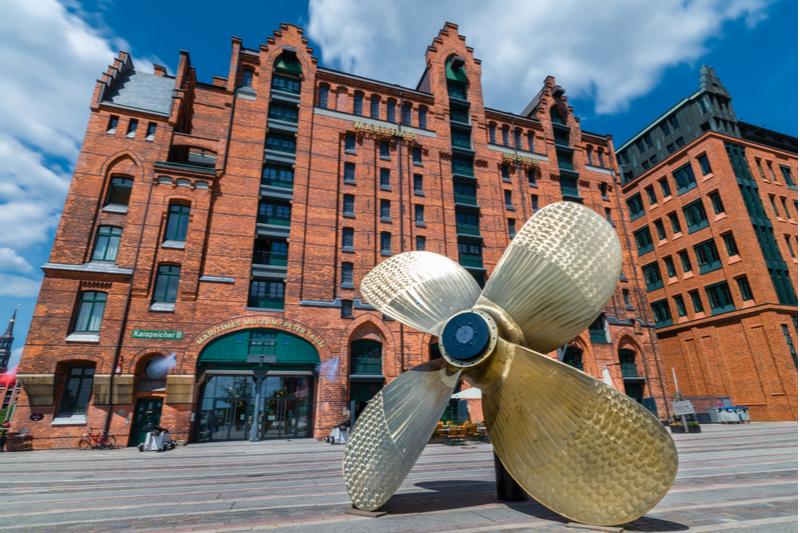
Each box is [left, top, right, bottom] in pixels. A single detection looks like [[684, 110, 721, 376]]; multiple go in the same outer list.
[[736, 277, 753, 301], [454, 181, 477, 205], [249, 332, 277, 355], [660, 178, 671, 198], [154, 265, 181, 303], [782, 325, 797, 362], [105, 177, 133, 207], [780, 165, 797, 190], [258, 202, 291, 226], [673, 162, 697, 194], [165, 204, 190, 242], [588, 315, 608, 343], [651, 299, 672, 328], [709, 192, 725, 214], [785, 235, 796, 258], [723, 233, 739, 256], [74, 291, 107, 332], [92, 226, 122, 262], [674, 295, 687, 317], [642, 262, 663, 292], [698, 154, 712, 175], [690, 291, 704, 313], [262, 164, 294, 189], [683, 199, 709, 234], [265, 134, 296, 154], [452, 155, 474, 177], [654, 219, 666, 240], [679, 250, 692, 272], [268, 104, 298, 123], [248, 280, 285, 309], [627, 193, 645, 221], [271, 75, 300, 94], [705, 281, 735, 316], [669, 212, 681, 234], [457, 242, 483, 268], [634, 227, 654, 255], [58, 367, 95, 416], [664, 256, 676, 278], [694, 239, 722, 274], [645, 186, 657, 205], [351, 340, 383, 374]]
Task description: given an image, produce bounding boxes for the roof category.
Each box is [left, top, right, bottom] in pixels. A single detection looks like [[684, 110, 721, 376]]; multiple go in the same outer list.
[[102, 71, 175, 116]]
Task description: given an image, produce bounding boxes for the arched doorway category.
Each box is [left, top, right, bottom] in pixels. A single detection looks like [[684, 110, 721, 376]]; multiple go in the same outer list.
[[349, 339, 383, 421], [195, 328, 319, 442], [619, 348, 644, 403]]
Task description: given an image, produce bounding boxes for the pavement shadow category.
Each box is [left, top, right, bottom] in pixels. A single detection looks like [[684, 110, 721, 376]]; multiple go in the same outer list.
[[625, 516, 689, 531]]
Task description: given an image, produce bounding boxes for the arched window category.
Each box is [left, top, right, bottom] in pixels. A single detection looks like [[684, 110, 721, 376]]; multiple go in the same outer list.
[[386, 99, 397, 123], [370, 95, 380, 118], [351, 340, 382, 374], [318, 85, 329, 109], [550, 106, 566, 125], [514, 129, 523, 150], [502, 126, 510, 146], [597, 149, 606, 168], [272, 51, 301, 94], [165, 204, 190, 242], [586, 146, 594, 166], [92, 226, 121, 262], [402, 103, 412, 126], [619, 349, 637, 376], [445, 55, 468, 100], [488, 123, 497, 144], [353, 92, 363, 116], [418, 106, 428, 129], [240, 68, 254, 88], [562, 347, 583, 371]]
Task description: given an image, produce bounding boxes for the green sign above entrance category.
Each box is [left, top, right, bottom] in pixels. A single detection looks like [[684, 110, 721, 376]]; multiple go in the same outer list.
[[132, 330, 184, 340]]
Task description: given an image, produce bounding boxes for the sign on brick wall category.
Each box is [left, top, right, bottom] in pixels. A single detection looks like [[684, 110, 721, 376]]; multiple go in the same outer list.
[[132, 330, 184, 340]]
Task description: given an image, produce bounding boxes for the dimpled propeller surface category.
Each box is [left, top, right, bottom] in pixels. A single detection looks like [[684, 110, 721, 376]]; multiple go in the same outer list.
[[342, 359, 462, 511], [482, 339, 678, 526], [480, 201, 622, 353]]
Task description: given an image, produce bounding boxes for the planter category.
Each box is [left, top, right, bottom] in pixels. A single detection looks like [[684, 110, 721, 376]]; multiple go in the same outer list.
[[670, 425, 701, 434]]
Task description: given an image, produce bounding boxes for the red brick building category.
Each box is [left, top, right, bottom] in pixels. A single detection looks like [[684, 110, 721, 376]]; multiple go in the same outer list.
[[617, 69, 798, 421], [14, 23, 670, 449]]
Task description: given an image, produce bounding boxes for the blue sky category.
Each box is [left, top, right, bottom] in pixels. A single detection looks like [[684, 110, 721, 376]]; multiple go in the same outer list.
[[0, 0, 796, 369]]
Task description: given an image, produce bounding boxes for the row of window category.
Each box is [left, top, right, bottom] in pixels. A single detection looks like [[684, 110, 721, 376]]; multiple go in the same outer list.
[[317, 86, 429, 129], [650, 276, 755, 328], [106, 116, 157, 141], [754, 157, 797, 190], [487, 124, 536, 153]]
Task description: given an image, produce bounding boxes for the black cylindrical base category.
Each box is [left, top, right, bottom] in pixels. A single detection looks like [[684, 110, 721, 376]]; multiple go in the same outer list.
[[494, 451, 527, 501]]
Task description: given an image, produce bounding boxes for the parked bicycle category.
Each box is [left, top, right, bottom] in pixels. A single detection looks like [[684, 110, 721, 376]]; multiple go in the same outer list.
[[78, 427, 116, 450]]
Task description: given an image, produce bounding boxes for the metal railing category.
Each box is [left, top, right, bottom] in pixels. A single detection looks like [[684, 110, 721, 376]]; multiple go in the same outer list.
[[621, 363, 639, 377], [459, 256, 484, 268], [253, 251, 288, 267], [247, 296, 285, 309], [456, 223, 481, 236], [454, 193, 477, 205]]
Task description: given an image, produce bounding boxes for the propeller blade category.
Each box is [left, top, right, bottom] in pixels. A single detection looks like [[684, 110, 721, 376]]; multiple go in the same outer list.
[[479, 202, 622, 354], [343, 359, 462, 511], [360, 251, 482, 335], [477, 339, 678, 526]]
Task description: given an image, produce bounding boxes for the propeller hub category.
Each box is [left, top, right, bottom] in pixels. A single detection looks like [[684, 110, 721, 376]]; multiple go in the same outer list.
[[439, 310, 498, 367]]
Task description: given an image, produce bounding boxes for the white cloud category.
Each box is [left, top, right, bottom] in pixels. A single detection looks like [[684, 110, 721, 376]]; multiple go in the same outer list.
[[0, 274, 41, 298], [0, 248, 33, 273], [307, 0, 774, 115]]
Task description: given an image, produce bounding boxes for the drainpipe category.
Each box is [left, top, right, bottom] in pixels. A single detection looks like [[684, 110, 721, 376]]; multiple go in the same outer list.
[[397, 92, 406, 372]]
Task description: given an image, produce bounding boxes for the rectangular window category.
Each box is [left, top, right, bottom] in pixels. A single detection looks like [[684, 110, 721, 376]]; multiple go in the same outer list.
[[380, 199, 391, 221], [126, 119, 138, 138], [380, 232, 391, 254], [341, 299, 353, 318], [341, 262, 354, 287], [650, 156, 658, 166], [673, 162, 697, 194], [342, 227, 354, 250], [690, 291, 703, 313], [343, 194, 355, 216], [634, 227, 654, 255], [165, 205, 190, 242], [414, 204, 425, 225], [344, 134, 356, 152], [531, 194, 539, 213], [698, 97, 708, 114], [683, 199, 709, 233], [605, 208, 613, 224], [676, 137, 685, 148], [154, 265, 181, 303], [415, 236, 426, 251], [698, 154, 712, 175], [74, 291, 107, 332], [502, 127, 510, 146], [636, 139, 645, 153], [451, 155, 474, 177], [379, 141, 390, 159], [58, 367, 95, 416], [706, 281, 735, 315], [257, 202, 291, 226], [262, 164, 294, 188], [318, 86, 328, 108], [669, 212, 681, 234], [622, 289, 634, 310], [418, 107, 427, 129], [451, 129, 471, 149], [646, 186, 657, 205], [414, 174, 423, 194], [600, 183, 608, 199], [643, 134, 652, 148], [664, 256, 676, 278], [642, 262, 663, 292], [737, 277, 754, 301], [782, 324, 797, 359], [240, 69, 253, 88], [265, 134, 296, 153], [667, 143, 676, 154], [268, 104, 299, 123], [371, 96, 380, 118], [694, 239, 722, 274], [670, 116, 680, 129], [488, 124, 496, 144], [380, 168, 391, 189], [106, 115, 119, 134], [344, 162, 356, 183], [780, 165, 797, 190], [660, 122, 670, 135], [627, 193, 645, 221], [651, 300, 672, 328], [457, 243, 483, 266], [145, 122, 157, 141], [455, 211, 480, 235], [766, 161, 777, 181], [622, 151, 630, 164], [412, 146, 422, 164], [654, 219, 666, 240], [508, 219, 516, 239], [504, 190, 513, 208], [709, 191, 725, 214], [527, 131, 534, 151], [642, 161, 650, 171], [723, 233, 739, 256], [354, 93, 363, 116], [785, 234, 796, 258], [674, 295, 687, 317], [105, 177, 133, 207], [756, 157, 766, 179], [386, 101, 396, 123], [402, 104, 412, 126], [678, 251, 692, 273], [272, 75, 300, 94], [781, 197, 792, 219], [514, 130, 522, 149], [248, 280, 285, 309], [527, 168, 537, 187], [659, 178, 671, 198], [92, 226, 122, 261]]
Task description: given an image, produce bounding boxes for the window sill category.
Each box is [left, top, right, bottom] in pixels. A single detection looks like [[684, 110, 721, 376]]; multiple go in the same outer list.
[[505, 205, 515, 211], [714, 212, 727, 222], [663, 195, 673, 203], [65, 333, 100, 343], [245, 307, 285, 313], [741, 300, 757, 309], [682, 271, 694, 280], [673, 232, 683, 241], [415, 221, 426, 227], [502, 179, 512, 183], [149, 302, 176, 312], [380, 217, 392, 223], [414, 190, 425, 196], [51, 415, 87, 426], [102, 204, 128, 214], [344, 179, 356, 185], [728, 255, 742, 265], [701, 172, 715, 182], [380, 185, 391, 192], [344, 149, 357, 155], [380, 251, 392, 256], [658, 239, 668, 247], [343, 213, 355, 218], [413, 161, 423, 167], [341, 246, 355, 253], [162, 240, 186, 249], [529, 183, 538, 188], [648, 204, 659, 211], [602, 196, 610, 202], [667, 277, 679, 285], [380, 156, 391, 161], [341, 282, 355, 289]]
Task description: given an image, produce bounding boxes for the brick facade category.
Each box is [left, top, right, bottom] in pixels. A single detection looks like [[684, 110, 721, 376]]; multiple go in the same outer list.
[[13, 23, 670, 449]]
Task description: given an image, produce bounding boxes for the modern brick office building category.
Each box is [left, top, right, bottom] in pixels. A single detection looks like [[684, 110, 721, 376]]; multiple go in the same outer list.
[[617, 67, 798, 421], [14, 23, 670, 449]]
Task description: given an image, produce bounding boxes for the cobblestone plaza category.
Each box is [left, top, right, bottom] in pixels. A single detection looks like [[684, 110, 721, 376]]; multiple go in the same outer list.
[[0, 422, 795, 533]]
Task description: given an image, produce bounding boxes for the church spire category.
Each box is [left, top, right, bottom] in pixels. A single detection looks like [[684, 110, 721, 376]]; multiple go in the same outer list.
[[0, 306, 17, 374]]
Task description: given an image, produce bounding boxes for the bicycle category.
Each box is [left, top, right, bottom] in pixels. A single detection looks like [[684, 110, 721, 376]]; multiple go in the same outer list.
[[78, 427, 116, 450]]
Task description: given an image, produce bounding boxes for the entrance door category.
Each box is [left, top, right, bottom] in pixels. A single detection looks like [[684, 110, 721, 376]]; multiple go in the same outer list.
[[260, 398, 298, 439], [212, 399, 233, 440], [131, 398, 163, 446]]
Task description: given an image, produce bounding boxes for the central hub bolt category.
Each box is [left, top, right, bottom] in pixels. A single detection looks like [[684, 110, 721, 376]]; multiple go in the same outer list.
[[441, 311, 491, 361]]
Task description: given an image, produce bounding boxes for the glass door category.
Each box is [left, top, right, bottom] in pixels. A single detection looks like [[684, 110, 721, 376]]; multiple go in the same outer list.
[[229, 399, 250, 440], [262, 399, 281, 438], [212, 399, 233, 440], [282, 399, 298, 438]]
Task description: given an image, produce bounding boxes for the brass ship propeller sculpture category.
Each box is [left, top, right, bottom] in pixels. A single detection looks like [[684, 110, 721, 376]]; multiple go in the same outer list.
[[342, 202, 678, 526]]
